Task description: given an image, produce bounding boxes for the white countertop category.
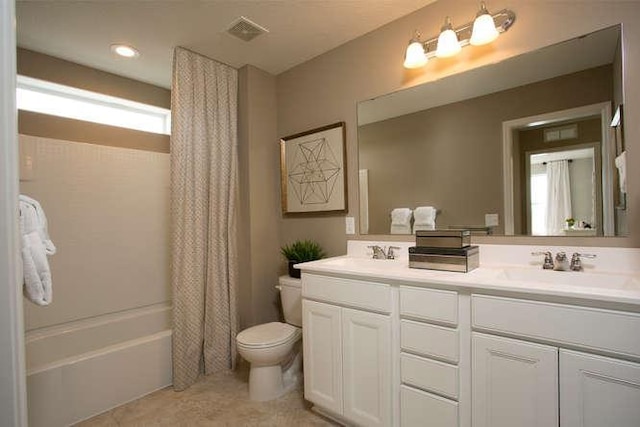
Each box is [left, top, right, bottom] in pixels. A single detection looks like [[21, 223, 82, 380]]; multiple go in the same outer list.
[[297, 241, 640, 307]]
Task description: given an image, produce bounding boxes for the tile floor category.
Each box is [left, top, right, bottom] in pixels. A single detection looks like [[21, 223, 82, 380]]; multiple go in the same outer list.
[[76, 366, 336, 426]]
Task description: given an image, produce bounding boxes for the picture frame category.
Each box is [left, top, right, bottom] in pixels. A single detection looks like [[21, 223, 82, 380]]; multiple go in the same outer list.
[[280, 122, 347, 214]]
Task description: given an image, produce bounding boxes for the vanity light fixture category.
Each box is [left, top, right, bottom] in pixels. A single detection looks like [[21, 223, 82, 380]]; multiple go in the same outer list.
[[436, 17, 462, 58], [110, 44, 140, 58], [403, 2, 515, 68], [470, 2, 500, 46], [403, 31, 428, 69]]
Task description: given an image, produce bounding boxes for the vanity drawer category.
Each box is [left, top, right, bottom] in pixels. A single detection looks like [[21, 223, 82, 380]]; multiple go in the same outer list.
[[401, 320, 459, 363], [401, 353, 458, 400], [472, 295, 640, 358], [400, 286, 458, 325], [302, 273, 392, 314], [401, 385, 458, 427]]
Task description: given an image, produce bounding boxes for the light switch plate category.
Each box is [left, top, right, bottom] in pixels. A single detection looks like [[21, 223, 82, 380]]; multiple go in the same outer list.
[[345, 216, 355, 234], [485, 213, 499, 227]]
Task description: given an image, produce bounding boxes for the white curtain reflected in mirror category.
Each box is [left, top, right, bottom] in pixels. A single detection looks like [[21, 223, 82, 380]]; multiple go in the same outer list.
[[546, 160, 572, 235], [528, 148, 596, 236]]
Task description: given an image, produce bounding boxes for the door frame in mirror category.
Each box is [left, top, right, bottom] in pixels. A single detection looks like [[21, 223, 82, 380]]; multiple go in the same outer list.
[[502, 102, 613, 235]]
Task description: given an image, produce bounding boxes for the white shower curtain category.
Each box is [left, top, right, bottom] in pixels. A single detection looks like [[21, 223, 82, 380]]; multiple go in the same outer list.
[[546, 160, 572, 236], [171, 47, 238, 391]]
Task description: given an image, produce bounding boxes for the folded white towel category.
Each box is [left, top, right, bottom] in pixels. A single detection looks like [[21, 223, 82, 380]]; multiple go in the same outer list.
[[413, 206, 437, 234], [615, 151, 627, 194], [390, 208, 413, 235], [19, 195, 55, 305], [413, 223, 436, 232]]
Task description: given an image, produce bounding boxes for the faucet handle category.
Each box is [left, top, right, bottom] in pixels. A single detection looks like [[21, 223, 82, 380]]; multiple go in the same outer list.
[[532, 251, 554, 269], [367, 245, 387, 259], [574, 252, 596, 259], [387, 246, 401, 260], [570, 252, 596, 272]]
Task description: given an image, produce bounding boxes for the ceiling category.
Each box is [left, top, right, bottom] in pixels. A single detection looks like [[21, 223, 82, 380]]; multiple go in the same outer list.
[[16, 0, 436, 89]]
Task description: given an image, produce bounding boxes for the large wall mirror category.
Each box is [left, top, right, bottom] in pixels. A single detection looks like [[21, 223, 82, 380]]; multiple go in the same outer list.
[[358, 25, 627, 238]]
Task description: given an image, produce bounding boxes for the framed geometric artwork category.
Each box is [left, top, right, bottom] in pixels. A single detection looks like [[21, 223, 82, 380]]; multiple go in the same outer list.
[[280, 122, 347, 214]]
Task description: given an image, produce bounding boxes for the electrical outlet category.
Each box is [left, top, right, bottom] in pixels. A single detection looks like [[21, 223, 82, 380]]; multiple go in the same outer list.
[[345, 216, 355, 234], [485, 213, 499, 227]]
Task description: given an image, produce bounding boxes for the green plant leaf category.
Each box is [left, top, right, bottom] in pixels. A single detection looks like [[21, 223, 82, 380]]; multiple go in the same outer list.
[[281, 239, 326, 262]]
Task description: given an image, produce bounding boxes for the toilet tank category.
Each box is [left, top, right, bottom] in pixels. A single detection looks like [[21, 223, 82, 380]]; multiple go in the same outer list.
[[278, 276, 302, 327]]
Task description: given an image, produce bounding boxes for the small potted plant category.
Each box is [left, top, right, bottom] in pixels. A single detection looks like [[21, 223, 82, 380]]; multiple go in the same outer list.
[[565, 218, 576, 229], [281, 240, 326, 278]]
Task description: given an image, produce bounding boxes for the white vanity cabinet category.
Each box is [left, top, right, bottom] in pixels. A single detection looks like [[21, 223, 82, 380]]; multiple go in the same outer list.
[[302, 274, 393, 427], [472, 294, 640, 427], [299, 252, 640, 427], [560, 350, 640, 427], [472, 333, 558, 427]]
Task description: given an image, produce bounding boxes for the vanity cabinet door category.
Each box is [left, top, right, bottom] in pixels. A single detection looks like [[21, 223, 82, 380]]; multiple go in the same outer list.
[[560, 349, 640, 427], [472, 333, 558, 427], [302, 300, 343, 416], [342, 308, 391, 427]]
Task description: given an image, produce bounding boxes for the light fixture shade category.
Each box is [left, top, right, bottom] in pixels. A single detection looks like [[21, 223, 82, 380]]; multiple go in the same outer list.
[[403, 40, 427, 69], [470, 11, 499, 46], [436, 28, 461, 58]]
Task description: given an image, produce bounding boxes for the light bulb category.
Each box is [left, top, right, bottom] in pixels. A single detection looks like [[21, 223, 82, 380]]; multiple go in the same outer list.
[[403, 34, 427, 69], [110, 44, 140, 58], [470, 2, 499, 46], [436, 18, 461, 58]]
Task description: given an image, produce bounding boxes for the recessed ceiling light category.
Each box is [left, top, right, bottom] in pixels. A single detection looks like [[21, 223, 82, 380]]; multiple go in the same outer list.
[[110, 44, 140, 58]]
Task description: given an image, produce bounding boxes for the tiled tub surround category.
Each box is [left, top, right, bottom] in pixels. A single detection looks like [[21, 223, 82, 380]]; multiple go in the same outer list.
[[298, 241, 640, 427]]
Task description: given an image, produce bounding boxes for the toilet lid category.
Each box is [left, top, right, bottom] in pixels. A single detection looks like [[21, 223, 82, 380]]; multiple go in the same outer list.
[[236, 322, 300, 348]]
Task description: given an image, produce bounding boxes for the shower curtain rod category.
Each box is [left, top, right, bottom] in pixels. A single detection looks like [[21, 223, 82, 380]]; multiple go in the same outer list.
[[542, 159, 573, 165]]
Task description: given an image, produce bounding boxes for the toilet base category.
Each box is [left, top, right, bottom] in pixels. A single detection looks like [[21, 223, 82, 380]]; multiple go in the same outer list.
[[248, 350, 301, 401]]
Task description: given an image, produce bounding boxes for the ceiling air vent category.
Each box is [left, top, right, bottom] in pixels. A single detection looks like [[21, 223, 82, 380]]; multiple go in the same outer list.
[[227, 16, 269, 42], [544, 124, 578, 142]]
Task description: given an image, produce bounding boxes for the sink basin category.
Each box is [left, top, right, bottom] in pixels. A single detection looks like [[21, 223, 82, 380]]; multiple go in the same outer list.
[[495, 267, 640, 289]]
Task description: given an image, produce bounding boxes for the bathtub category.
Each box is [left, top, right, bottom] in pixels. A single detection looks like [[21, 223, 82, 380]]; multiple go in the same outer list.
[[25, 303, 172, 426]]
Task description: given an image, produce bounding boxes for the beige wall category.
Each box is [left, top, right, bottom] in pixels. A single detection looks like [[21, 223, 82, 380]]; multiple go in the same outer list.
[[238, 66, 281, 329], [276, 0, 640, 249], [359, 66, 611, 235], [18, 48, 170, 108]]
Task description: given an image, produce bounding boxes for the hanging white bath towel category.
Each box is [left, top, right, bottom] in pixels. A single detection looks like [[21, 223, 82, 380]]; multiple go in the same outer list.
[[19, 195, 56, 306]]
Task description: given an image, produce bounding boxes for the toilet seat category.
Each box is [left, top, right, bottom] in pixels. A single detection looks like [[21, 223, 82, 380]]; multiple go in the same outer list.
[[236, 322, 300, 349]]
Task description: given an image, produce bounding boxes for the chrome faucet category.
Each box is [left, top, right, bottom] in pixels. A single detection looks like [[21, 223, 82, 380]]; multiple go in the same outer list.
[[368, 245, 402, 260], [532, 251, 597, 271], [368, 245, 387, 260], [570, 252, 597, 272]]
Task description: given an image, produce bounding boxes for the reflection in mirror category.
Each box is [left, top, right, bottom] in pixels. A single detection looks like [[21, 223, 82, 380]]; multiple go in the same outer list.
[[357, 25, 626, 237]]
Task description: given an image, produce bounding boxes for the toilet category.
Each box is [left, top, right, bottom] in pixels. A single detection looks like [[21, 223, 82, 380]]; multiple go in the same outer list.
[[236, 275, 302, 401]]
